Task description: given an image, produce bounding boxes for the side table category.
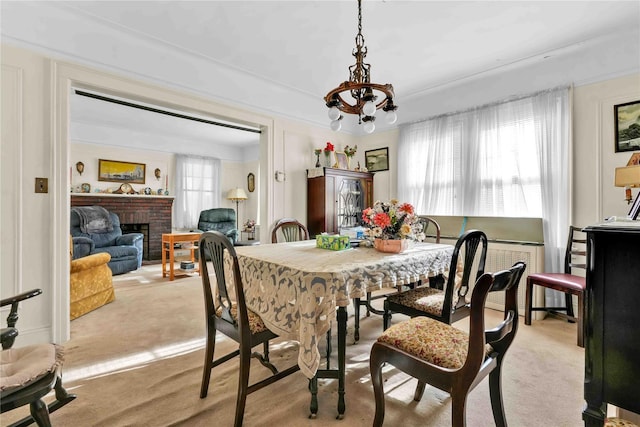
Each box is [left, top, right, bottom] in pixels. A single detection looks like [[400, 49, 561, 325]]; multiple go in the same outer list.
[[162, 232, 201, 281]]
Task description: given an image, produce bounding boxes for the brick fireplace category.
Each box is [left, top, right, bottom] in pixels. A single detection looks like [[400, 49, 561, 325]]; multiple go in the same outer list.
[[71, 194, 173, 261]]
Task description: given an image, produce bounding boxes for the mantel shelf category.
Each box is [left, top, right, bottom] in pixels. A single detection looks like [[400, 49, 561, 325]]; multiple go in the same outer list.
[[70, 193, 174, 199]]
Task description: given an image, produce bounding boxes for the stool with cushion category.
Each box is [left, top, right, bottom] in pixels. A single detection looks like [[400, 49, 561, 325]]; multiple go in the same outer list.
[[1, 289, 76, 426], [370, 262, 526, 427], [524, 225, 586, 347]]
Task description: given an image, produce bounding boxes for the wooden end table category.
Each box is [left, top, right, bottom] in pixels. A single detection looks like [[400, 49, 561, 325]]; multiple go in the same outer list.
[[161, 232, 201, 281]]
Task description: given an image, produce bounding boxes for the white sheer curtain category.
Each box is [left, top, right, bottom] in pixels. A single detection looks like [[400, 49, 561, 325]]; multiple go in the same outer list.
[[174, 154, 221, 230], [398, 87, 570, 303]]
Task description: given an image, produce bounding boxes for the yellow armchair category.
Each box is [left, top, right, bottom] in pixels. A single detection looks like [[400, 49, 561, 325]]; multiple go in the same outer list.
[[70, 241, 114, 320]]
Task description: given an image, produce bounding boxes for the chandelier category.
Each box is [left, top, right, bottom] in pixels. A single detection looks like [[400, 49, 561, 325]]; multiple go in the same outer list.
[[324, 0, 397, 134]]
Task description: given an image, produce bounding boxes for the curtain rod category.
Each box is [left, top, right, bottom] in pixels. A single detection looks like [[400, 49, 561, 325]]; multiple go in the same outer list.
[[74, 90, 262, 134]]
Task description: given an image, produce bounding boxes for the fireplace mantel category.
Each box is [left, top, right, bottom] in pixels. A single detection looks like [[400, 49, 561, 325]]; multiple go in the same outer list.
[[71, 194, 174, 261]]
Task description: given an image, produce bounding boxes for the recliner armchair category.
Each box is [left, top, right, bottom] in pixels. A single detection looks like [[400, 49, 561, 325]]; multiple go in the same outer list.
[[71, 208, 143, 275], [196, 208, 238, 244]]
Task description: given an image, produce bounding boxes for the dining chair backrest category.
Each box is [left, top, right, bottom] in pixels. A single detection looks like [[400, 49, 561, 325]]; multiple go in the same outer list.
[[271, 218, 309, 243], [564, 225, 587, 274], [199, 230, 249, 335], [418, 216, 441, 243]]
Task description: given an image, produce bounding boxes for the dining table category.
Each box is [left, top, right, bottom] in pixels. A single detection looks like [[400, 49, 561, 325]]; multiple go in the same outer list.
[[224, 239, 454, 418]]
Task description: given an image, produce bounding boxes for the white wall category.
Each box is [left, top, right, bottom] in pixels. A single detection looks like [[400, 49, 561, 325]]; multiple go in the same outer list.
[[573, 74, 640, 226], [2, 40, 639, 348]]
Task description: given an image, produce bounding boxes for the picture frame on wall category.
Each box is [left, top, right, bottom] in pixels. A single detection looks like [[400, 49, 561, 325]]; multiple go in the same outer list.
[[365, 147, 389, 172], [334, 152, 348, 169], [614, 100, 640, 153], [98, 159, 146, 184]]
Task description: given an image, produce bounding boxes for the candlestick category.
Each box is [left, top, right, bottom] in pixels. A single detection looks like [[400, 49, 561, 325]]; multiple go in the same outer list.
[[165, 174, 168, 190]]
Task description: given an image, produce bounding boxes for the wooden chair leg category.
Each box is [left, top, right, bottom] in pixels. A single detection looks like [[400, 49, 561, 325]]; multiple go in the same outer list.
[[353, 298, 361, 342], [565, 293, 576, 322], [383, 300, 391, 331], [488, 363, 507, 427], [577, 292, 585, 348], [200, 329, 216, 398], [30, 399, 52, 427], [370, 345, 386, 427], [234, 347, 251, 427], [450, 393, 468, 427], [524, 279, 533, 325], [413, 381, 426, 401]]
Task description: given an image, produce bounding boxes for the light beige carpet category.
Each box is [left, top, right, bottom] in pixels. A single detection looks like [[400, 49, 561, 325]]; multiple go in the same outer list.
[[2, 265, 585, 426]]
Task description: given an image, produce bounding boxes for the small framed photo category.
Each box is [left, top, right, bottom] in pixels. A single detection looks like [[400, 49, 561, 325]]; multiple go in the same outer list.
[[81, 183, 91, 193], [334, 152, 348, 169], [614, 100, 640, 152], [365, 147, 389, 172]]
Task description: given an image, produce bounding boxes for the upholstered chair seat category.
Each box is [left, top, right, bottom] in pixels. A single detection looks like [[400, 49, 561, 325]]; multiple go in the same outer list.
[[605, 418, 639, 427], [377, 316, 492, 369], [215, 304, 269, 335]]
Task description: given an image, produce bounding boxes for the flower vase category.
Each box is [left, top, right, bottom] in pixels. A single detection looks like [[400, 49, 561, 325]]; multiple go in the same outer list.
[[315, 153, 321, 168], [324, 151, 332, 167], [374, 238, 409, 254]]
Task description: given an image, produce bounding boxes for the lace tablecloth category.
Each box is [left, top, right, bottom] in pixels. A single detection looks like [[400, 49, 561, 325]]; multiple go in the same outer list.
[[225, 240, 453, 378]]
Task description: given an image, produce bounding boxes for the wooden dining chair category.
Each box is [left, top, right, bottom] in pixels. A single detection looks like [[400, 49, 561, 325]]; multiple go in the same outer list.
[[353, 216, 444, 342], [271, 218, 309, 243], [198, 231, 300, 427], [370, 261, 527, 427], [418, 215, 441, 243], [524, 225, 587, 347], [383, 229, 488, 330], [1, 289, 76, 427]]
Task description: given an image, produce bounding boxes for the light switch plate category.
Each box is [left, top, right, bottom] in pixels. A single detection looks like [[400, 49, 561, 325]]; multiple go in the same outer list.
[[35, 177, 48, 193]]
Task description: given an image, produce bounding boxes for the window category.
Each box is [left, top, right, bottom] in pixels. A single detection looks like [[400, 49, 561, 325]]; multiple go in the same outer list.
[[174, 155, 221, 230]]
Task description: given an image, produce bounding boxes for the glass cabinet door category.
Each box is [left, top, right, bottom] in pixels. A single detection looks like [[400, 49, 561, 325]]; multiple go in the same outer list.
[[337, 178, 363, 228]]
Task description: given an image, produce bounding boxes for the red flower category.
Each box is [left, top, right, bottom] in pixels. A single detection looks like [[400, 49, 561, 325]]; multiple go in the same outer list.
[[373, 212, 391, 228], [362, 208, 373, 224], [324, 142, 335, 152], [398, 203, 414, 215]]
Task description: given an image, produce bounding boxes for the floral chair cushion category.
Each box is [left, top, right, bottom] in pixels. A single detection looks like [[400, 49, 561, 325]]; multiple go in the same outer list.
[[377, 316, 492, 369], [605, 418, 639, 427], [216, 304, 268, 335], [387, 258, 466, 317]]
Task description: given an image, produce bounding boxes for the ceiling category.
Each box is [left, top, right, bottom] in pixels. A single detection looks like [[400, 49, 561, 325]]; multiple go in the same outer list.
[[2, 1, 640, 153]]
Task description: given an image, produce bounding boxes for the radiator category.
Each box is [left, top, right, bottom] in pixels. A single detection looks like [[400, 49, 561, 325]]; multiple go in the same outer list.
[[441, 238, 545, 318]]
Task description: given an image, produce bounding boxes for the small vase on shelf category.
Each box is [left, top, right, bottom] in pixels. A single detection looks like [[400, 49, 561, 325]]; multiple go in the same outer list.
[[324, 151, 332, 167], [315, 152, 321, 168]]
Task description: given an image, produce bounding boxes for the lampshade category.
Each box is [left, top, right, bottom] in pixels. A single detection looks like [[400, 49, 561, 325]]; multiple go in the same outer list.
[[615, 165, 640, 187], [227, 187, 248, 201]]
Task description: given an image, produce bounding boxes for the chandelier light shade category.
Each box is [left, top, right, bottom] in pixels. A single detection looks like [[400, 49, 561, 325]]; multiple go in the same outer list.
[[324, 0, 397, 134]]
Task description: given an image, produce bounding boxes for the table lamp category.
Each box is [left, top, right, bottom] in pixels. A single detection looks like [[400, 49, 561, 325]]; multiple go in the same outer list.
[[227, 187, 248, 226], [615, 164, 640, 204]]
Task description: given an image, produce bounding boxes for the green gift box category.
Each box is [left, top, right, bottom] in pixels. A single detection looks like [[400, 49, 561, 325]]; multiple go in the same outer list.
[[316, 235, 351, 251]]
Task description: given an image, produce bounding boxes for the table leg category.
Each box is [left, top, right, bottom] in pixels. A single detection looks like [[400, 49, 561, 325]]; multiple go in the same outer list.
[[308, 307, 347, 419], [336, 306, 346, 419]]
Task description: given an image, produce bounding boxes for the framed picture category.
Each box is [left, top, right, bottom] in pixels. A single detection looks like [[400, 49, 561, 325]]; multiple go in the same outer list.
[[247, 172, 255, 192], [614, 100, 640, 152], [335, 152, 348, 169], [98, 159, 146, 184], [80, 183, 91, 193], [365, 147, 389, 172]]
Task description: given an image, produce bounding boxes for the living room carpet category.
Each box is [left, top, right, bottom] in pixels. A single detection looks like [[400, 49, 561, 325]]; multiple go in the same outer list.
[[1, 265, 586, 426]]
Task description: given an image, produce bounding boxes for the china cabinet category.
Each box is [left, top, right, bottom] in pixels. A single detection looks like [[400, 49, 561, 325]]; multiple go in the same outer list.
[[307, 168, 373, 237]]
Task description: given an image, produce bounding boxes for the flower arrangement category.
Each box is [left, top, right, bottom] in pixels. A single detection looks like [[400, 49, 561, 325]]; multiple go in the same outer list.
[[361, 199, 425, 241], [344, 145, 357, 157], [243, 219, 256, 231], [324, 142, 335, 152]]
